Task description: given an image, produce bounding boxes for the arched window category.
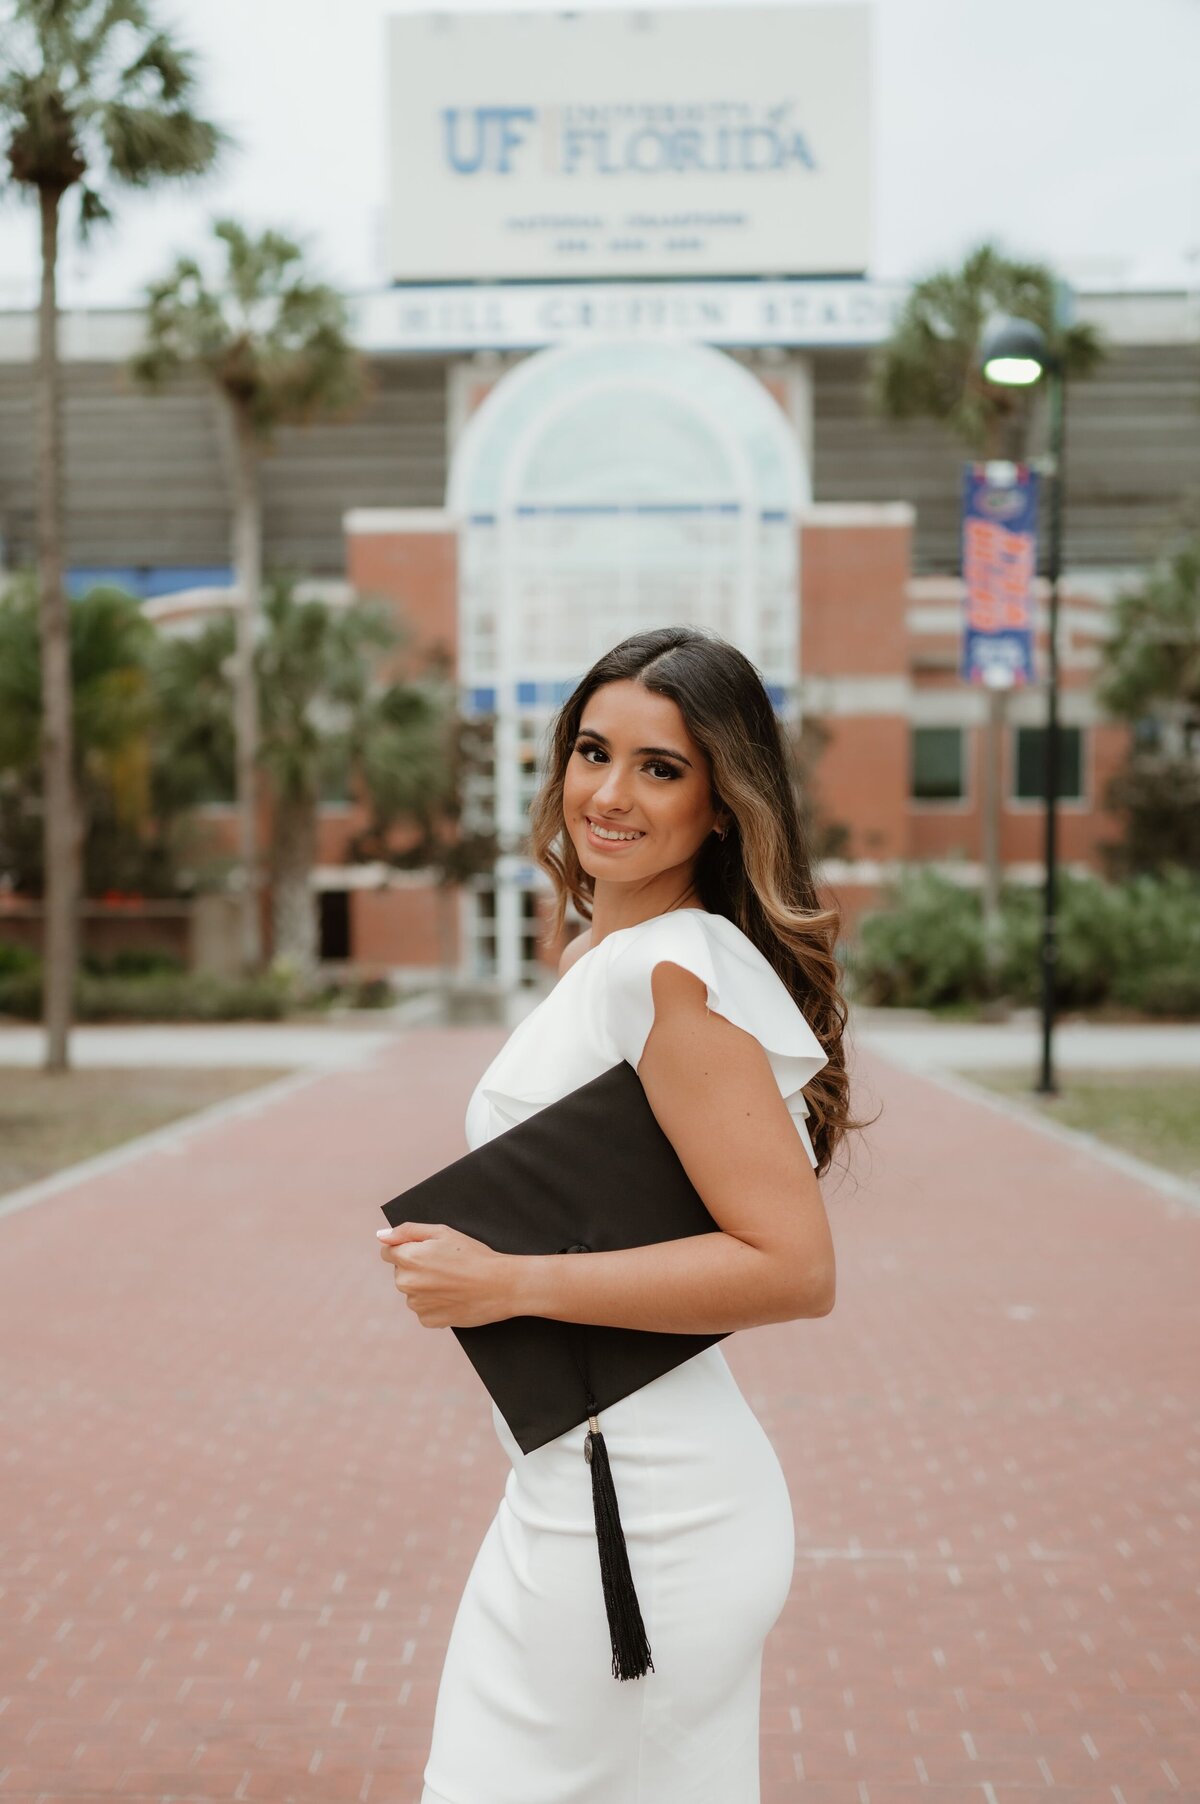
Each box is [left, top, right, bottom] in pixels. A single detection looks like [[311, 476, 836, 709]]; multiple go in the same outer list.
[[447, 340, 809, 982]]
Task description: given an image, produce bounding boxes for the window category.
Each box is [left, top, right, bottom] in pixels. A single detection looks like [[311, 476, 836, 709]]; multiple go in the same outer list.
[[1013, 725, 1084, 801], [318, 891, 351, 962], [449, 340, 807, 983], [911, 726, 965, 801]]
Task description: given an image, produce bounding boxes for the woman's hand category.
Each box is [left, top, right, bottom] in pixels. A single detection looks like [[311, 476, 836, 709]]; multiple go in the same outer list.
[[376, 1222, 520, 1329]]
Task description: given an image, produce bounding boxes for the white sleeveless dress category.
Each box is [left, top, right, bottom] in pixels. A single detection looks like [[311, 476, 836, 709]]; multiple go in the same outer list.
[[420, 908, 829, 1804]]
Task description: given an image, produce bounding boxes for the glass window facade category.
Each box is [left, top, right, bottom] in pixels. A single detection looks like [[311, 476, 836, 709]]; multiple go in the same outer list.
[[449, 341, 810, 983]]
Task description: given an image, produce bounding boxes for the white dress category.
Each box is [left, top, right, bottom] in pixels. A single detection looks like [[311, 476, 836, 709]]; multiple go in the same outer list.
[[420, 908, 830, 1804]]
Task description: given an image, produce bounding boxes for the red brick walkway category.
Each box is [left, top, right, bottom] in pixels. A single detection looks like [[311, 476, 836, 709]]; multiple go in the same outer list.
[[1, 1028, 1196, 1804]]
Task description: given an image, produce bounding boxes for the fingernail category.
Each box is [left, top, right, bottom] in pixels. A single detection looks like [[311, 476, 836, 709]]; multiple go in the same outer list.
[[376, 1228, 390, 1238]]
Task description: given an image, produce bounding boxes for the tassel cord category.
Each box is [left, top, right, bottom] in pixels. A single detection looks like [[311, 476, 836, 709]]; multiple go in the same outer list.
[[561, 1244, 655, 1682]]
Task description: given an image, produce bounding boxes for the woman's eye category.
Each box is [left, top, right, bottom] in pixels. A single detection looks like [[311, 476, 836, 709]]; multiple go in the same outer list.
[[574, 743, 679, 780]]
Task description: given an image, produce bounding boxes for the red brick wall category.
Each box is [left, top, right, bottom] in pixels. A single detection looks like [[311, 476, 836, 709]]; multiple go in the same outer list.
[[903, 578, 1132, 876], [800, 517, 911, 676], [906, 717, 1131, 869], [346, 528, 457, 676], [811, 716, 910, 864], [351, 885, 456, 970], [798, 514, 912, 869]]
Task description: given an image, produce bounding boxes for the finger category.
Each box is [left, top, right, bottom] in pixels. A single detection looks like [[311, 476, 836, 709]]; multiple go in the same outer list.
[[381, 1242, 428, 1270], [377, 1222, 443, 1245]]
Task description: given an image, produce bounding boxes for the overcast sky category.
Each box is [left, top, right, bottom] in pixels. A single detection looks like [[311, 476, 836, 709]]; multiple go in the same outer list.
[[0, 0, 1197, 309]]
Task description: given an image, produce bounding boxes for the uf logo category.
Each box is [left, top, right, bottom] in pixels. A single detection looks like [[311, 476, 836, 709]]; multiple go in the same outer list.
[[442, 107, 537, 175]]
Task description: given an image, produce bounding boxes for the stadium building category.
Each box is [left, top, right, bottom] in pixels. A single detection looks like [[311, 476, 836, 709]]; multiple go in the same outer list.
[[0, 7, 1197, 984]]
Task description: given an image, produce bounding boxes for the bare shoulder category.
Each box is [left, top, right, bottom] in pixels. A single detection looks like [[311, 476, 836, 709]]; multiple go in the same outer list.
[[557, 928, 593, 978]]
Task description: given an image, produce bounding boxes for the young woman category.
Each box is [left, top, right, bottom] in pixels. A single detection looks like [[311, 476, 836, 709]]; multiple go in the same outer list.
[[378, 625, 862, 1804]]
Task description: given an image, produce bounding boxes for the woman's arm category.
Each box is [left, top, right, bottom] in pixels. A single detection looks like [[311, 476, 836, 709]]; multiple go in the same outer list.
[[509, 960, 836, 1333]]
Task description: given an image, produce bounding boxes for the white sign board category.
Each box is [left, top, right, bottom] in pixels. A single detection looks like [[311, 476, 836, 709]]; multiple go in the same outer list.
[[386, 7, 872, 282], [353, 278, 900, 352]]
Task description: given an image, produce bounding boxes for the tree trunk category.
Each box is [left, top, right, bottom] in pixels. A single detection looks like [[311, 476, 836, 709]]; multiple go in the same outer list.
[[271, 795, 319, 988], [35, 185, 80, 1073], [230, 410, 263, 972]]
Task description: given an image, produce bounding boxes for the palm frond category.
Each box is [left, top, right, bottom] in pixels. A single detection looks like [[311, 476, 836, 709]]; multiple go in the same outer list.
[[872, 237, 1107, 457], [100, 100, 220, 182], [76, 178, 111, 238], [116, 26, 190, 103], [0, 578, 43, 771], [2, 0, 223, 208], [132, 215, 364, 437]]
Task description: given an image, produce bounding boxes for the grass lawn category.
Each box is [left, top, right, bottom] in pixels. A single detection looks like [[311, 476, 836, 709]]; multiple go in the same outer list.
[[0, 1067, 294, 1198], [957, 1067, 1200, 1186]]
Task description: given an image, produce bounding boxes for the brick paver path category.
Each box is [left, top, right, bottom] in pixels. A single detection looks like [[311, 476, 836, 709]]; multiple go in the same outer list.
[[2, 1028, 1197, 1804]]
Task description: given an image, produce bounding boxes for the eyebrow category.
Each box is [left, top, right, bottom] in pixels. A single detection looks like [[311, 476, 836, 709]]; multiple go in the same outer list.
[[575, 728, 693, 769]]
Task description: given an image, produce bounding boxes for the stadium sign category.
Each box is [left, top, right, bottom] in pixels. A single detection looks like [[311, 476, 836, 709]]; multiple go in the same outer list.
[[387, 7, 872, 283], [353, 278, 901, 353]]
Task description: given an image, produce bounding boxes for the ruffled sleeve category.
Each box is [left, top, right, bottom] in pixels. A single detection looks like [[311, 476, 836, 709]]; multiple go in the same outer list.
[[600, 911, 830, 1169]]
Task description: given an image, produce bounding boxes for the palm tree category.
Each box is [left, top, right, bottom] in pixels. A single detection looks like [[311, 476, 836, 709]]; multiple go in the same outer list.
[[258, 578, 444, 984], [874, 240, 1103, 459], [351, 698, 498, 987], [0, 0, 223, 1069], [0, 577, 157, 899], [152, 579, 449, 986], [131, 220, 365, 973]]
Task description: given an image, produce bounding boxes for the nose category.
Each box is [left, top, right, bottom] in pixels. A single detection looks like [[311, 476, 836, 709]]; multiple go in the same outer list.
[[590, 760, 633, 812]]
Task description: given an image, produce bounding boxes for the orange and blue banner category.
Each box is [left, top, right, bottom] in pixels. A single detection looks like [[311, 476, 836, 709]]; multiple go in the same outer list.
[[960, 464, 1039, 686]]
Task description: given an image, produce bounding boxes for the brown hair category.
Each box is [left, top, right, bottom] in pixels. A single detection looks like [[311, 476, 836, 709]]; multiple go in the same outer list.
[[527, 625, 866, 1178]]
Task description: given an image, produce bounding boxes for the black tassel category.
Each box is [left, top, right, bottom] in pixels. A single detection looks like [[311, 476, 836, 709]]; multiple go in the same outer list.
[[559, 1241, 654, 1682], [584, 1412, 655, 1681]]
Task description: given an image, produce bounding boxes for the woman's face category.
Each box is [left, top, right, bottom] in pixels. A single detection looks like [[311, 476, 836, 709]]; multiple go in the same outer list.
[[561, 679, 726, 887]]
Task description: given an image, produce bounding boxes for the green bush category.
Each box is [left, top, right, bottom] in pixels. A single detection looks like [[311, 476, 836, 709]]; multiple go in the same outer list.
[[0, 940, 39, 977], [348, 976, 395, 1009], [305, 973, 397, 1011], [847, 868, 988, 1008], [0, 967, 294, 1021], [1106, 868, 1200, 1016], [1125, 966, 1200, 1016], [849, 864, 1200, 1017], [81, 947, 186, 978], [0, 969, 42, 1017], [997, 872, 1132, 1009], [77, 971, 292, 1021]]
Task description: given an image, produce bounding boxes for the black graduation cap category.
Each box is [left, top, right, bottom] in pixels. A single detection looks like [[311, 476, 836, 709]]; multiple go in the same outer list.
[[381, 1057, 729, 1682]]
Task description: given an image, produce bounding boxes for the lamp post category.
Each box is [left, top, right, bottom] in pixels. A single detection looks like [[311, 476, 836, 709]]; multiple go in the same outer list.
[[979, 315, 1065, 1096]]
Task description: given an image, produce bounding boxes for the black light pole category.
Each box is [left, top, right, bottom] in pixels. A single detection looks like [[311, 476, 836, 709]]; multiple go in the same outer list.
[[979, 316, 1065, 1096]]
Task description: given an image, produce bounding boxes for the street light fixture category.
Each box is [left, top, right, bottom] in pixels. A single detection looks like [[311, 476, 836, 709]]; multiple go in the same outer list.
[[979, 314, 1066, 1097]]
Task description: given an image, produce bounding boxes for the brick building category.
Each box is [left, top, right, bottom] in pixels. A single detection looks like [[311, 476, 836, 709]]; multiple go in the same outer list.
[[1, 295, 1193, 983], [1, 0, 1196, 984]]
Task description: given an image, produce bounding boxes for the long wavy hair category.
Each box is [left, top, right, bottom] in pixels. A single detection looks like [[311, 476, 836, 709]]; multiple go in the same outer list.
[[528, 626, 866, 1178]]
